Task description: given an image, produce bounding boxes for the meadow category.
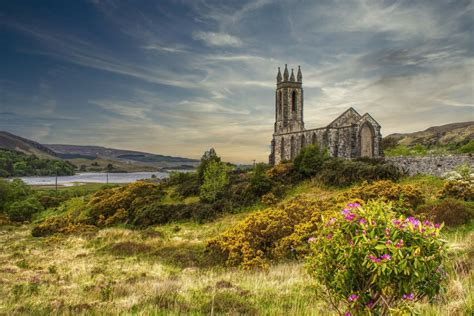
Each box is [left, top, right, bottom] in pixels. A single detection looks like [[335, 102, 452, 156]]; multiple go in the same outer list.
[[0, 147, 473, 315]]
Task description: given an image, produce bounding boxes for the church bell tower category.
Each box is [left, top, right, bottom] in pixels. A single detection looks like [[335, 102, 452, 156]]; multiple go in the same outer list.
[[274, 64, 304, 134]]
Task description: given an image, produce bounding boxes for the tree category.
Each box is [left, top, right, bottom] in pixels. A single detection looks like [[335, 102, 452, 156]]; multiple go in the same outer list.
[[197, 148, 221, 184], [199, 160, 229, 203], [250, 163, 272, 196], [294, 144, 329, 177]]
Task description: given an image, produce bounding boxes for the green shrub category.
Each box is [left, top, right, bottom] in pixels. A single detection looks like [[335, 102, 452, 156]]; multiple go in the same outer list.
[[418, 198, 474, 227], [200, 161, 229, 203], [307, 201, 448, 315], [249, 163, 272, 196], [457, 140, 474, 153], [294, 144, 329, 177], [6, 197, 44, 222], [197, 148, 221, 184], [316, 158, 401, 187]]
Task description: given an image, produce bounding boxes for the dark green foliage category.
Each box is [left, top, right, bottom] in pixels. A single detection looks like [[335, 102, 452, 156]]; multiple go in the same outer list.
[[418, 198, 474, 227], [0, 149, 75, 177], [293, 144, 329, 177], [6, 197, 44, 222], [457, 140, 474, 153], [249, 163, 272, 196], [167, 171, 199, 197], [197, 148, 221, 184], [0, 179, 44, 222], [316, 158, 401, 187]]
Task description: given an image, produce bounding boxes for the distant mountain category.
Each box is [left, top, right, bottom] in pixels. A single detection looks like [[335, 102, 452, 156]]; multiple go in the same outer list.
[[0, 131, 58, 159], [45, 144, 199, 168], [384, 121, 474, 148], [0, 131, 199, 171]]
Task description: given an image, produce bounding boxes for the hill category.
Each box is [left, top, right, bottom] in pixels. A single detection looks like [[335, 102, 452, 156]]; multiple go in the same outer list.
[[382, 121, 474, 156], [45, 144, 199, 169], [0, 131, 58, 159], [384, 121, 474, 148], [0, 131, 199, 172]]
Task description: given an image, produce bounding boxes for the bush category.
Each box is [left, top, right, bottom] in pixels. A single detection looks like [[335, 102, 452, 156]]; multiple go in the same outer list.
[[293, 144, 329, 177], [316, 158, 401, 187], [418, 198, 474, 227], [438, 180, 474, 201], [197, 148, 221, 184], [338, 180, 424, 214], [6, 197, 44, 222], [307, 201, 448, 315], [457, 140, 474, 153], [88, 181, 164, 225], [200, 161, 229, 203], [249, 163, 272, 196], [207, 180, 426, 269]]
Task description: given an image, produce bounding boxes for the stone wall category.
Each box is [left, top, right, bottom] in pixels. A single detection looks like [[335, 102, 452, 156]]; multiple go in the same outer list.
[[385, 154, 474, 176]]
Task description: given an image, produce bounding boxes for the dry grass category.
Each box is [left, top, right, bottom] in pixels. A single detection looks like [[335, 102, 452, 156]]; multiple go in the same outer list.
[[1, 176, 472, 315]]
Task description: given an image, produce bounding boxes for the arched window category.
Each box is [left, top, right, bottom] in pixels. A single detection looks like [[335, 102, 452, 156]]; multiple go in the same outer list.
[[301, 134, 305, 150], [290, 136, 295, 159], [291, 90, 297, 112], [278, 91, 282, 117], [312, 133, 317, 145], [280, 138, 285, 160]]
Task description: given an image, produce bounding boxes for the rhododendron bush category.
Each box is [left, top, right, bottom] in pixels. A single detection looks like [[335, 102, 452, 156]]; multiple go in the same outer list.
[[306, 201, 447, 315]]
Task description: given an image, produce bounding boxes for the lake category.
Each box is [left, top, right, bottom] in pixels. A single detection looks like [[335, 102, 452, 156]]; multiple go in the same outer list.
[[16, 172, 170, 186]]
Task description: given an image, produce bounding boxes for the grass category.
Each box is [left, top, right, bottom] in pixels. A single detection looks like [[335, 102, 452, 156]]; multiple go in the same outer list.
[[1, 176, 473, 315]]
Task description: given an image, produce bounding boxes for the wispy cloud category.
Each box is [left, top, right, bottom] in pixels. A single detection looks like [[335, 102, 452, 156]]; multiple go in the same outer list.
[[192, 31, 242, 47]]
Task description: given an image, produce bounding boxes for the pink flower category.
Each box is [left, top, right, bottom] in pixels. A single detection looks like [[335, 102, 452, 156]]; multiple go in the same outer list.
[[344, 312, 352, 316], [371, 219, 376, 225], [326, 217, 337, 226], [392, 219, 401, 226], [402, 293, 414, 301], [367, 301, 375, 308], [308, 237, 316, 243], [347, 203, 360, 208], [381, 254, 391, 261], [385, 240, 392, 245], [395, 239, 404, 248], [359, 218, 367, 225], [348, 294, 359, 302], [326, 233, 333, 240], [434, 223, 441, 229]]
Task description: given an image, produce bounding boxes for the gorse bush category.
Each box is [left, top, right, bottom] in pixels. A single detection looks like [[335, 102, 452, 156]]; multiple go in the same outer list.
[[307, 201, 448, 315], [315, 158, 402, 187], [338, 180, 424, 214], [207, 180, 423, 269], [438, 180, 474, 201]]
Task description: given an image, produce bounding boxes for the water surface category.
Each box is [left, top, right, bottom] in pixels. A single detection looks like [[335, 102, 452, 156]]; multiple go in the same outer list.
[[16, 172, 169, 186]]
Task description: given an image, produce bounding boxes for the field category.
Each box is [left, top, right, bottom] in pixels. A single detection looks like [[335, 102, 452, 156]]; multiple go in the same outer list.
[[0, 177, 473, 315]]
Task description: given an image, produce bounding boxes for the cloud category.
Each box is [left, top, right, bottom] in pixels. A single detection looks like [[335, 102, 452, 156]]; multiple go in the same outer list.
[[192, 31, 242, 47]]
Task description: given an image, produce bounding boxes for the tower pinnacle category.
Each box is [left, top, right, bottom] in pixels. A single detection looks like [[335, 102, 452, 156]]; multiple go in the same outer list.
[[297, 65, 302, 82], [290, 68, 295, 81], [276, 67, 282, 83], [283, 64, 289, 81]]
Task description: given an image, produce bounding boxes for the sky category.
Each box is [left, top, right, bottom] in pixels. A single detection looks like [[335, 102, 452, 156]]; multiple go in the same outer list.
[[1, 0, 473, 163]]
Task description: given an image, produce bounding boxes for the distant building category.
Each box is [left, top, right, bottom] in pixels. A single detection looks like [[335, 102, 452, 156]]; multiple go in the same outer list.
[[269, 65, 383, 165]]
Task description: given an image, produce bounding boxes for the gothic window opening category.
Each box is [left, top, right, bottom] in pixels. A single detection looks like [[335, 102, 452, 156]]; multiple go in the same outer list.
[[280, 138, 285, 160], [291, 90, 297, 112], [290, 136, 295, 159], [312, 133, 317, 145], [278, 91, 282, 117], [301, 134, 305, 150]]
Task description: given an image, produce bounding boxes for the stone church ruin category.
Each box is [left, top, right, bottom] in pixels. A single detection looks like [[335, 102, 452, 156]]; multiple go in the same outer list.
[[269, 65, 383, 165]]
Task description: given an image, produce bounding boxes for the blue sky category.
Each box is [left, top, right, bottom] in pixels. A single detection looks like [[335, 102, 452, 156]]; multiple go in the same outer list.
[[1, 0, 473, 163]]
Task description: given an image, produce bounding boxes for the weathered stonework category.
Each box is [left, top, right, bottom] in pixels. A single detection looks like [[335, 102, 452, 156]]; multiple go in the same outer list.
[[269, 65, 383, 165], [385, 155, 474, 176]]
